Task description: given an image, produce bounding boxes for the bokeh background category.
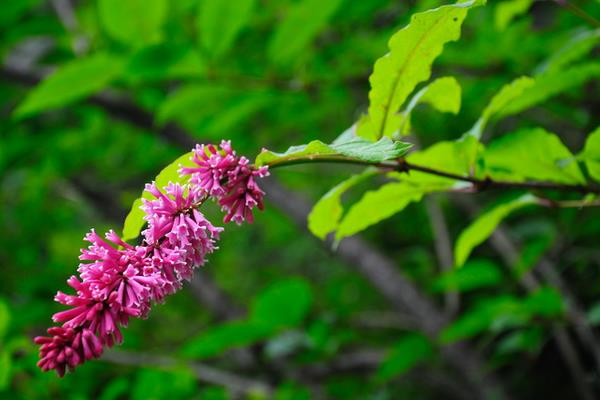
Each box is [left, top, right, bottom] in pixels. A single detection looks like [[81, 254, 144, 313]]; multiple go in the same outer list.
[[1, 0, 600, 399]]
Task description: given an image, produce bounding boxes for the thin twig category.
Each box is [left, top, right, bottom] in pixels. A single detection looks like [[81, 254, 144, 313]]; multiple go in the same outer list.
[[552, 0, 600, 29], [268, 155, 600, 195]]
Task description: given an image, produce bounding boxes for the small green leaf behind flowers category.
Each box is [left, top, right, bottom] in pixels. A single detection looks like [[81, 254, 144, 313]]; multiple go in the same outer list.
[[122, 152, 195, 242]]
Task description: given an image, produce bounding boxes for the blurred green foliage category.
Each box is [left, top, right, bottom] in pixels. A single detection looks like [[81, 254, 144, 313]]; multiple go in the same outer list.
[[1, 0, 600, 399]]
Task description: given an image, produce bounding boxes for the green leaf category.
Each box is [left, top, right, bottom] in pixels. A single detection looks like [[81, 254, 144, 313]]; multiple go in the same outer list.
[[495, 327, 544, 355], [98, 0, 167, 46], [432, 259, 503, 292], [122, 152, 194, 241], [485, 128, 585, 184], [440, 295, 526, 343], [587, 302, 600, 326], [525, 287, 564, 318], [466, 76, 535, 140], [181, 320, 272, 359], [308, 169, 377, 240], [500, 63, 600, 118], [274, 382, 311, 400], [255, 137, 412, 167], [580, 126, 600, 181], [157, 84, 233, 124], [494, 0, 533, 31], [14, 53, 124, 118], [536, 29, 600, 75], [125, 43, 206, 82], [267, 0, 343, 65], [454, 194, 537, 267], [398, 76, 462, 136], [357, 1, 482, 140], [376, 334, 433, 381], [0, 299, 9, 340], [416, 76, 462, 114], [405, 139, 482, 184], [198, 0, 256, 58], [335, 181, 445, 241], [132, 368, 196, 400], [0, 351, 10, 390], [250, 278, 313, 329]]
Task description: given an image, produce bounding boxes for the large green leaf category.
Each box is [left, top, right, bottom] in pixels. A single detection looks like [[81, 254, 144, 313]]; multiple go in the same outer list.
[[181, 320, 272, 359], [98, 0, 167, 46], [357, 1, 482, 140], [432, 259, 503, 292], [485, 128, 585, 184], [121, 152, 194, 241], [500, 63, 600, 118], [250, 278, 313, 329], [198, 0, 256, 58], [267, 0, 343, 65], [580, 126, 600, 181], [255, 137, 412, 167], [376, 334, 433, 381], [454, 194, 537, 267], [308, 169, 377, 240], [14, 53, 124, 118], [536, 29, 600, 75], [397, 76, 462, 136], [335, 181, 447, 241], [466, 76, 534, 140]]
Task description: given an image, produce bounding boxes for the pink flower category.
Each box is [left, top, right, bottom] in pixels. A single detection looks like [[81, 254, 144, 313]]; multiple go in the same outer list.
[[77, 230, 164, 316], [139, 181, 223, 295], [35, 327, 103, 377], [181, 141, 269, 224], [219, 157, 269, 224], [179, 141, 239, 196], [36, 141, 268, 376]]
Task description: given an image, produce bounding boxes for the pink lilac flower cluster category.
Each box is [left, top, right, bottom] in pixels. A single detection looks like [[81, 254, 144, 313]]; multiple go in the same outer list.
[[180, 140, 269, 224], [35, 141, 268, 376]]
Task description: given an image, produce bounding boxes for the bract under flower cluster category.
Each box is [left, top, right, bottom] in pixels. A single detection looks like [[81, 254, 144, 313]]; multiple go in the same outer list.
[[35, 142, 268, 376]]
